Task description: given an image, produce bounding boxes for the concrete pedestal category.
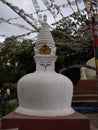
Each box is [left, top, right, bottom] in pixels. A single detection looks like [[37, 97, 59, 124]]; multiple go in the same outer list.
[[1, 111, 95, 130]]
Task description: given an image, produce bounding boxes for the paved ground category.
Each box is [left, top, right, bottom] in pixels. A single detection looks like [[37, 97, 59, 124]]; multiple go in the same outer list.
[[85, 114, 98, 129]]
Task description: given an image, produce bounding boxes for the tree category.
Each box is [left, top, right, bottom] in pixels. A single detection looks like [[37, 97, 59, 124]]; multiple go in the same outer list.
[[4, 36, 19, 50], [52, 11, 93, 51], [0, 5, 95, 83], [19, 39, 32, 48], [9, 43, 36, 74]]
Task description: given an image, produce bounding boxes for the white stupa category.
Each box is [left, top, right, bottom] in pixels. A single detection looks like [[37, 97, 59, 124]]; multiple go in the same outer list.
[[80, 57, 96, 80], [86, 57, 96, 79], [15, 15, 74, 116]]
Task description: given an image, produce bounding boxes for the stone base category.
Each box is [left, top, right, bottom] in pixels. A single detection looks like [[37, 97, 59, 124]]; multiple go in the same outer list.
[[0, 111, 95, 130]]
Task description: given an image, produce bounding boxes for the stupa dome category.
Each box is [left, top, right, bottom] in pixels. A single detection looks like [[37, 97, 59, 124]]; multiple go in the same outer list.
[[16, 71, 74, 116], [15, 15, 74, 116]]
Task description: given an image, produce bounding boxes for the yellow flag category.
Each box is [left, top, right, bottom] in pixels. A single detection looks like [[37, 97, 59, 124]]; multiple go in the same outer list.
[[54, 5, 59, 10], [95, 60, 98, 74], [2, 0, 7, 2], [50, 0, 55, 2]]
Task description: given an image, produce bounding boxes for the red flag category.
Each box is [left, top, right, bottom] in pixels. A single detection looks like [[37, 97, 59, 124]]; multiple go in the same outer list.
[[92, 14, 98, 74], [93, 14, 98, 47]]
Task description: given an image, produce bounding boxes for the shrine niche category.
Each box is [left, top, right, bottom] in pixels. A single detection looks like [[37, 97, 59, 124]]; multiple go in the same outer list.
[[39, 44, 51, 54]]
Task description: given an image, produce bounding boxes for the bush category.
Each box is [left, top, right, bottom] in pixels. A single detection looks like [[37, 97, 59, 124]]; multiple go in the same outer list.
[[6, 100, 19, 114]]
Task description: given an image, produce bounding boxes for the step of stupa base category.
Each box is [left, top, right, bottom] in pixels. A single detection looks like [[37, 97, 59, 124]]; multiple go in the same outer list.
[[1, 111, 92, 130]]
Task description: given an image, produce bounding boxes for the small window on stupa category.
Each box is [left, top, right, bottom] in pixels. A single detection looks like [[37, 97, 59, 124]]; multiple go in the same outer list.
[[39, 44, 51, 54]]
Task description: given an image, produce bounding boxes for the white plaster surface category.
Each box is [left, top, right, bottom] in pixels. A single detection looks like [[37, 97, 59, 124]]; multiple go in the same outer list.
[[86, 57, 96, 79], [16, 107, 74, 117], [34, 55, 57, 71], [16, 71, 74, 116], [80, 67, 87, 80], [34, 16, 56, 56]]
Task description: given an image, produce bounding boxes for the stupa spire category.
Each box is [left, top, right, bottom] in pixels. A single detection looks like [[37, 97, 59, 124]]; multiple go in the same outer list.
[[34, 15, 56, 56], [43, 15, 47, 23]]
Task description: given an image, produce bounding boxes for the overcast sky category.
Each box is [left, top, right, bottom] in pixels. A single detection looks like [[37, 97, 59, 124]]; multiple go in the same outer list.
[[0, 0, 85, 42]]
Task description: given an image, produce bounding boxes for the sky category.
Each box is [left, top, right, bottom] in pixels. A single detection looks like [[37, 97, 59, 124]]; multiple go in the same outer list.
[[0, 0, 85, 42]]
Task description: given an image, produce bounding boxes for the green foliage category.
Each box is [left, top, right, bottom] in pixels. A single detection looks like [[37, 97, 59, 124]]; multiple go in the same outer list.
[[4, 36, 19, 50], [10, 87, 17, 99], [52, 28, 72, 43], [6, 101, 19, 114], [62, 67, 80, 85], [52, 12, 93, 47], [0, 66, 23, 83], [55, 44, 75, 72], [20, 39, 32, 47], [13, 44, 36, 73], [0, 44, 36, 83]]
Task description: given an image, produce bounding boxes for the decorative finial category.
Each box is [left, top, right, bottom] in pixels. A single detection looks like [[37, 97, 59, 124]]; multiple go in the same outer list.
[[43, 15, 47, 23]]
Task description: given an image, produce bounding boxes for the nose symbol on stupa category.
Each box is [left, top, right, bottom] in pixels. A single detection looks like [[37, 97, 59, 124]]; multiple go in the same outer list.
[[40, 61, 51, 70]]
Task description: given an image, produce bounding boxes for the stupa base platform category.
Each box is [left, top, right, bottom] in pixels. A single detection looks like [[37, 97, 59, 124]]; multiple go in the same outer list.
[[0, 111, 96, 130]]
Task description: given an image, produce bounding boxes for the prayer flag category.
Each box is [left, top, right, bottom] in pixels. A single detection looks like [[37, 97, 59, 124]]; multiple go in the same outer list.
[[92, 14, 98, 74]]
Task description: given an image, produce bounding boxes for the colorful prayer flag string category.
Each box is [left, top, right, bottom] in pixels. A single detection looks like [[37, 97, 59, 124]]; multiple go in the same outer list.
[[0, 0, 39, 32]]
